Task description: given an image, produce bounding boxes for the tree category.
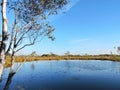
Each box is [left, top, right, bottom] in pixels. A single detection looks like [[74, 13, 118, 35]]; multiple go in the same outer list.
[[0, 0, 8, 80], [117, 47, 120, 54], [0, 0, 69, 80], [30, 51, 37, 56], [65, 51, 70, 56]]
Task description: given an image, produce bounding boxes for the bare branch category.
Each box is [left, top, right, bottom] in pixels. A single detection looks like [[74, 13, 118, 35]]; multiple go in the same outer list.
[[15, 30, 38, 53], [15, 26, 32, 47], [6, 14, 17, 55], [15, 39, 35, 53]]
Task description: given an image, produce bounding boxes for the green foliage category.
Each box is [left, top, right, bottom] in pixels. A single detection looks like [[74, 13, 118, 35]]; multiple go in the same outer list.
[[117, 47, 120, 53], [9, 0, 68, 23], [50, 52, 59, 56], [30, 51, 37, 56], [41, 53, 58, 57], [41, 54, 50, 57], [117, 47, 120, 50], [8, 0, 68, 43], [65, 51, 70, 56], [4, 0, 69, 56]]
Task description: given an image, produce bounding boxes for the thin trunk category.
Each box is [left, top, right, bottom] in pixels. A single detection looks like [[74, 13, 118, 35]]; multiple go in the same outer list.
[[10, 51, 15, 74], [0, 0, 8, 80], [9, 27, 18, 74]]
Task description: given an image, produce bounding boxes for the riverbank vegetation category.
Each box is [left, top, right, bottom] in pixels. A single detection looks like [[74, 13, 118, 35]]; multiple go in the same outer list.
[[5, 53, 120, 67]]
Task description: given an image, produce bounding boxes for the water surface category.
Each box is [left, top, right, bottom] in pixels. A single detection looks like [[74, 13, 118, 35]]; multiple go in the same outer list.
[[1, 60, 120, 90]]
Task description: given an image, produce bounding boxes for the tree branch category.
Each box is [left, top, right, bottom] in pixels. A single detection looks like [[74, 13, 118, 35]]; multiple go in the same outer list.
[[15, 26, 32, 47], [15, 31, 38, 53], [15, 40, 35, 53], [6, 14, 17, 55]]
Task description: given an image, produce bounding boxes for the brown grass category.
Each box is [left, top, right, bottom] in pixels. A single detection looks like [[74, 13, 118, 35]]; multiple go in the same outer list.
[[5, 55, 120, 67]]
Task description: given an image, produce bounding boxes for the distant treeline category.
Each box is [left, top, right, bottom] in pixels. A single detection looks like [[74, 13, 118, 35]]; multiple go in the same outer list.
[[5, 54, 120, 67]]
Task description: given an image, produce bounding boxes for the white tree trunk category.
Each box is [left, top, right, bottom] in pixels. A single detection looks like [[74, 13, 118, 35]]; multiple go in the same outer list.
[[0, 0, 8, 80], [10, 51, 15, 74]]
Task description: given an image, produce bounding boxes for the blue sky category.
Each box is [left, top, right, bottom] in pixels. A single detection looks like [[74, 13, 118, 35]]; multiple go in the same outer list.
[[31, 0, 119, 55], [1, 0, 120, 55], [21, 0, 120, 55]]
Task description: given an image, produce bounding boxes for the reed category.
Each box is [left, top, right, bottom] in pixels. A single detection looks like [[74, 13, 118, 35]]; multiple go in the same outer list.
[[5, 55, 120, 67]]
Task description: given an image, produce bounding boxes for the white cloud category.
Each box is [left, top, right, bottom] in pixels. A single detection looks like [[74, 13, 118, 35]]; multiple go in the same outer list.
[[63, 0, 80, 12], [48, 0, 80, 22]]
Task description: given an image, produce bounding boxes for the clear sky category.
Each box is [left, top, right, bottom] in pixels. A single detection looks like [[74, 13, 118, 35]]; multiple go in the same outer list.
[[1, 0, 120, 55]]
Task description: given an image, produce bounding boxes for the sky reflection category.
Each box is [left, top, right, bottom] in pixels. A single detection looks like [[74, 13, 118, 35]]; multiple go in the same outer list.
[[1, 60, 120, 90]]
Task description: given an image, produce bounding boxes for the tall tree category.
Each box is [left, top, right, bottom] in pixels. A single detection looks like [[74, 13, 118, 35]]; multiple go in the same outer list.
[[0, 0, 8, 80], [0, 0, 69, 80]]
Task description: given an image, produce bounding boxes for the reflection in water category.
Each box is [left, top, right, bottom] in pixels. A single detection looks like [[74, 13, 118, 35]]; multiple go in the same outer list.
[[0, 64, 4, 81], [30, 62, 35, 71], [4, 72, 15, 90], [0, 60, 120, 90], [3, 63, 16, 90], [0, 62, 25, 90]]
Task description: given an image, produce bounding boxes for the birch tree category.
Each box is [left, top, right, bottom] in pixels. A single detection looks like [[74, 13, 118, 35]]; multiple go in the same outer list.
[[0, 0, 8, 80], [0, 0, 69, 80]]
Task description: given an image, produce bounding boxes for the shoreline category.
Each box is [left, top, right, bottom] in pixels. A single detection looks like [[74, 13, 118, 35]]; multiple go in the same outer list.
[[5, 55, 120, 67]]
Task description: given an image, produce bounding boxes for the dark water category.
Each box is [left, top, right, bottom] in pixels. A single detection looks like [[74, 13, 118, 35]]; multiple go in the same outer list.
[[1, 60, 120, 90]]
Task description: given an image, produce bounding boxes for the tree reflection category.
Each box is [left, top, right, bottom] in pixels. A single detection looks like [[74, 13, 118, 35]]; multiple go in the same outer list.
[[1, 62, 24, 90], [30, 62, 35, 71], [4, 72, 15, 90], [3, 63, 15, 90], [0, 64, 4, 82]]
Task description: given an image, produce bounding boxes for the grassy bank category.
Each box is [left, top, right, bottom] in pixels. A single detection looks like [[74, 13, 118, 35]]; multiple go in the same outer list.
[[5, 55, 120, 67]]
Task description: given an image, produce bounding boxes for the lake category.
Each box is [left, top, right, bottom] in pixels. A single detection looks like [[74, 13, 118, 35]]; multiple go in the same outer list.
[[1, 60, 120, 90]]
